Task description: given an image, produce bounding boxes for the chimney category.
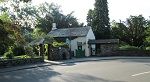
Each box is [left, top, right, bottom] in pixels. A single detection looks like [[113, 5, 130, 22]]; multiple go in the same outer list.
[[52, 23, 57, 30]]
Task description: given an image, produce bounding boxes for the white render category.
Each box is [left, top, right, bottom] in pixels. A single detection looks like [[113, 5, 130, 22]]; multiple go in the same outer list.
[[86, 28, 96, 56], [70, 27, 95, 57]]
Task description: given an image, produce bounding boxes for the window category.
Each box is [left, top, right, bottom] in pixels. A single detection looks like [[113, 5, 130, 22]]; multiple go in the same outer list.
[[77, 42, 82, 50]]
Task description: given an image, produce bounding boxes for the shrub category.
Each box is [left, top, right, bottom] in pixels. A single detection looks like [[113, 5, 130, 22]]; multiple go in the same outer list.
[[14, 55, 31, 59], [52, 42, 69, 48], [146, 47, 150, 50], [0, 45, 7, 56], [3, 47, 14, 59], [119, 45, 141, 50], [33, 46, 39, 55], [13, 46, 25, 56], [24, 46, 36, 58]]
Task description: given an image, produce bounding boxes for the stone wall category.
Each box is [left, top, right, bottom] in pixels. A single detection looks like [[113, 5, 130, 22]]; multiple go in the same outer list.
[[98, 50, 150, 57], [0, 57, 44, 68], [99, 44, 118, 55], [48, 47, 70, 61]]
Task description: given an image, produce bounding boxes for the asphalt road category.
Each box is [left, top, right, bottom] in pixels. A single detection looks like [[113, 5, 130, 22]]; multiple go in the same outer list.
[[0, 59, 150, 82]]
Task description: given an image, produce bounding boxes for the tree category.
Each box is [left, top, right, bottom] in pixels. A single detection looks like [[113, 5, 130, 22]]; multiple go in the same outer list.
[[36, 3, 83, 33], [112, 15, 147, 47], [0, 0, 31, 3], [0, 12, 25, 55], [88, 0, 111, 39], [87, 9, 94, 26]]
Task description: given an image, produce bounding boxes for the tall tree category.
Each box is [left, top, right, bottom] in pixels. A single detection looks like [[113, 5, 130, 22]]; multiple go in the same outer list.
[[36, 3, 83, 33], [87, 9, 94, 26], [0, 12, 25, 55], [112, 15, 147, 47], [87, 0, 110, 39]]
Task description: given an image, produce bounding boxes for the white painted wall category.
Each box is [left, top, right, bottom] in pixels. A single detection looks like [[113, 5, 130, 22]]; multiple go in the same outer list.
[[86, 27, 96, 56], [70, 27, 95, 57], [70, 37, 86, 56]]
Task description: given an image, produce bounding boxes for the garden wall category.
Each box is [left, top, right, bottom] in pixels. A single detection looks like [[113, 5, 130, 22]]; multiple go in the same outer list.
[[48, 47, 70, 61], [98, 50, 150, 57], [0, 57, 44, 68]]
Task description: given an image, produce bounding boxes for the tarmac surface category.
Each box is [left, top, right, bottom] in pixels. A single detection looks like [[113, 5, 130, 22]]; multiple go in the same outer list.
[[0, 57, 150, 82]]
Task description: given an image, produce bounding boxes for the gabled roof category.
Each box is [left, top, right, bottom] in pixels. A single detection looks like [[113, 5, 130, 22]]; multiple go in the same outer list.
[[48, 27, 91, 37]]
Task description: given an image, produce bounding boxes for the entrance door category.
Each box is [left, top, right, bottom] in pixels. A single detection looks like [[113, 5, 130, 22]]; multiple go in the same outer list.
[[75, 42, 85, 58]]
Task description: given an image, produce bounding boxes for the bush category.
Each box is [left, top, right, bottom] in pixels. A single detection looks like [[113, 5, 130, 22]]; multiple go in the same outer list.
[[24, 46, 36, 58], [52, 42, 69, 48], [119, 45, 141, 50], [33, 46, 39, 55], [13, 46, 25, 56], [14, 55, 31, 59], [146, 47, 150, 50], [3, 47, 14, 59], [0, 44, 8, 56]]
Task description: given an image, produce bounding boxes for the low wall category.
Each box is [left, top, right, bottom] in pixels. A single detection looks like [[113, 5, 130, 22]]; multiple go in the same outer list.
[[0, 57, 44, 68], [98, 50, 150, 57], [48, 47, 70, 61]]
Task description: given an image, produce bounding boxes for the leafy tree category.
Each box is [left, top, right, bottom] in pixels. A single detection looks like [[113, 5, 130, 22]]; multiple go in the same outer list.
[[36, 3, 83, 33], [112, 15, 147, 47], [0, 12, 25, 55], [87, 0, 110, 39], [87, 9, 94, 26]]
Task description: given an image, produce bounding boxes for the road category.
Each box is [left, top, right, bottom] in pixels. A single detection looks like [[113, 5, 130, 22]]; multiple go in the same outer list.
[[0, 59, 150, 82]]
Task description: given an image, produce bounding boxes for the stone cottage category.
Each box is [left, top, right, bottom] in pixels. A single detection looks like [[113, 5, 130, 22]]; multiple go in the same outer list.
[[48, 23, 96, 57]]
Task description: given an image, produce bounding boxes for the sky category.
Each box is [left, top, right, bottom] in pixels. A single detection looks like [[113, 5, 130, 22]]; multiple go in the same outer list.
[[32, 0, 150, 24]]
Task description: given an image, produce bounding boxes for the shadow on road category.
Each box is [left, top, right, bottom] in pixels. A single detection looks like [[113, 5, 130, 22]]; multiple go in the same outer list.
[[0, 67, 61, 82]]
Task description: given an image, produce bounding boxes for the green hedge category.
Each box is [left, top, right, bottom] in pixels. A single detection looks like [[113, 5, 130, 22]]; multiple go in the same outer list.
[[119, 45, 141, 50]]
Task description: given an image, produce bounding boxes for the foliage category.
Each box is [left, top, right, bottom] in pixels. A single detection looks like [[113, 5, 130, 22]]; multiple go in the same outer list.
[[0, 0, 36, 28], [12, 46, 25, 56], [14, 55, 31, 59], [119, 45, 141, 50], [0, 0, 82, 59], [87, 9, 94, 26], [0, 12, 25, 55], [87, 0, 111, 39], [0, 0, 31, 3], [3, 47, 14, 59], [36, 3, 83, 33], [145, 47, 150, 50], [24, 46, 36, 57], [44, 35, 54, 43], [52, 42, 69, 48], [112, 15, 148, 47], [145, 20, 150, 44], [32, 28, 46, 39]]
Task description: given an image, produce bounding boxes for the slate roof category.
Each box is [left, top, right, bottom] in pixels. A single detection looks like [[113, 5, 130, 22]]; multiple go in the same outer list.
[[48, 27, 91, 37]]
